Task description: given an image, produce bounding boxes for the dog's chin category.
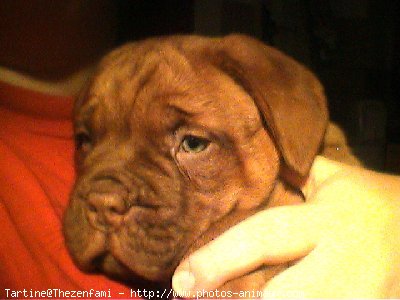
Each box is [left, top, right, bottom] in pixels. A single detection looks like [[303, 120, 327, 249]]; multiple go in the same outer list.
[[92, 253, 133, 279], [110, 250, 178, 282], [89, 253, 174, 283], [73, 247, 178, 283]]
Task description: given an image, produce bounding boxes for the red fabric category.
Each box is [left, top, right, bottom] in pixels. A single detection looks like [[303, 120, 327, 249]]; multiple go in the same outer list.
[[0, 81, 135, 298]]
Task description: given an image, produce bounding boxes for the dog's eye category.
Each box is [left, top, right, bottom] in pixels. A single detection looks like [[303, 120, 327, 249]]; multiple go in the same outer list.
[[181, 135, 210, 153], [75, 132, 92, 151]]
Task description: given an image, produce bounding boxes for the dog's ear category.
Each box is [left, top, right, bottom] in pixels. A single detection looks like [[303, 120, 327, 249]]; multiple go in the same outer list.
[[208, 34, 328, 177]]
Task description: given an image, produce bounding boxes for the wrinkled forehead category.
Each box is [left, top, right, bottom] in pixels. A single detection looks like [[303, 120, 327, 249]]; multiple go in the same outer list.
[[75, 41, 262, 136]]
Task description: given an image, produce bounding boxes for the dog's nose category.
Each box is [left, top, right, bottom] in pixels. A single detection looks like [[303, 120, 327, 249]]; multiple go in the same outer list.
[[85, 193, 127, 231]]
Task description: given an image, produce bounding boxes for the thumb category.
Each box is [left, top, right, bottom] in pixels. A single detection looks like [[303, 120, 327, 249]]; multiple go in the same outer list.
[[172, 204, 321, 296]]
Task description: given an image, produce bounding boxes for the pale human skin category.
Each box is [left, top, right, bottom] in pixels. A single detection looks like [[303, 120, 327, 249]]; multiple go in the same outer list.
[[172, 156, 400, 298]]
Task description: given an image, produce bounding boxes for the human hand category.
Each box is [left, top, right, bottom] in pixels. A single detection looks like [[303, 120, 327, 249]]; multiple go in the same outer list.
[[172, 156, 400, 298]]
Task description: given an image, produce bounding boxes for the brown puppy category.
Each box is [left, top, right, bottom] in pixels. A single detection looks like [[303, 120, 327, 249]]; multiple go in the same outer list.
[[64, 34, 349, 295]]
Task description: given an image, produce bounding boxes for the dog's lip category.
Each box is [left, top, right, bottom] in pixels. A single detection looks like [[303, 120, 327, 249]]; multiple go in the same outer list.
[[74, 230, 108, 271]]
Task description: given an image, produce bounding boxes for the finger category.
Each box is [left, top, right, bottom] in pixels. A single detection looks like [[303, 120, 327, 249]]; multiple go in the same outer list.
[[172, 204, 321, 295]]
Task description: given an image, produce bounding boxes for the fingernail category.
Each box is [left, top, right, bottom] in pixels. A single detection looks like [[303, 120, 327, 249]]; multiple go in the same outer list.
[[172, 270, 196, 294]]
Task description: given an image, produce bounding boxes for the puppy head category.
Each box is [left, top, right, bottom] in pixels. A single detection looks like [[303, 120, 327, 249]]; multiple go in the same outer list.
[[63, 35, 328, 282]]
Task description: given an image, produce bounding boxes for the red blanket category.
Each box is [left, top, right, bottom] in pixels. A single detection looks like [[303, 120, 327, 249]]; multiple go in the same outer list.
[[0, 81, 136, 298]]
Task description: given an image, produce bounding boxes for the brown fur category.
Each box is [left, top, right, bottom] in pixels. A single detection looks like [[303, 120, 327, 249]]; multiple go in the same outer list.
[[63, 34, 357, 296]]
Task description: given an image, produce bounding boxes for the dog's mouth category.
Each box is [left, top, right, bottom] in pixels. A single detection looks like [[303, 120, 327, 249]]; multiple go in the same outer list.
[[65, 196, 189, 282], [78, 233, 176, 282]]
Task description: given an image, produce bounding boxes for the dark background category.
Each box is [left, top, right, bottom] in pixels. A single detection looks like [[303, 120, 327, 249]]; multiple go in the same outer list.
[[114, 0, 399, 173]]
